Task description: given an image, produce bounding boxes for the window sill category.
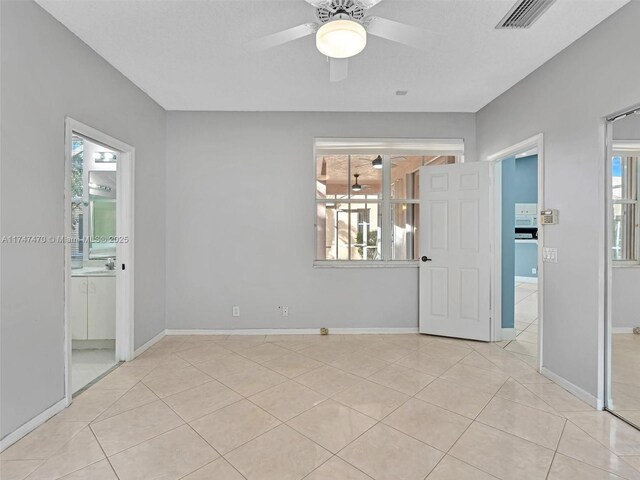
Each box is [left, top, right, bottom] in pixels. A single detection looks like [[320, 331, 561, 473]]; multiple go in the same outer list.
[[313, 260, 419, 268], [612, 262, 640, 268]]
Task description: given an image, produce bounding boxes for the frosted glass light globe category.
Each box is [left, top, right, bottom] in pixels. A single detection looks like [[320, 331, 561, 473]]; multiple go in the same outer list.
[[316, 19, 367, 59]]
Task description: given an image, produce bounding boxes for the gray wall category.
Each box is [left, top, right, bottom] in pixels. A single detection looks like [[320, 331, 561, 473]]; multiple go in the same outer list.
[[501, 157, 517, 329], [165, 112, 476, 331], [1, 0, 166, 439], [476, 1, 640, 399], [612, 109, 640, 329]]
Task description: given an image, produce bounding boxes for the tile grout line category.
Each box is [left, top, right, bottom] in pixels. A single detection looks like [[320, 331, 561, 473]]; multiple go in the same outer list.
[[300, 454, 375, 480], [544, 419, 567, 480], [437, 375, 511, 479], [562, 416, 638, 460], [95, 421, 189, 462], [494, 383, 565, 418], [88, 423, 122, 480], [179, 422, 249, 480], [90, 380, 162, 425]]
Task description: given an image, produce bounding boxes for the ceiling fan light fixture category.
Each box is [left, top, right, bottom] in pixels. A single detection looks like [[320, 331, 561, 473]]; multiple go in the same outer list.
[[316, 18, 367, 59], [372, 155, 383, 169], [352, 173, 363, 191]]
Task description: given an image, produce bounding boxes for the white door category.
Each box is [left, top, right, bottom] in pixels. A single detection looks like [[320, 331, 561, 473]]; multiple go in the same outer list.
[[419, 162, 491, 341]]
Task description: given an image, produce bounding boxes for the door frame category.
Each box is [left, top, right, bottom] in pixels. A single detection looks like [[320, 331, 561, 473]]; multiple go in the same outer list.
[[64, 117, 135, 405], [486, 134, 545, 372]]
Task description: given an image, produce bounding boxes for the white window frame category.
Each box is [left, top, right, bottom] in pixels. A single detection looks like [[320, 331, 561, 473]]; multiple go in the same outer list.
[[612, 142, 640, 266], [313, 138, 464, 267]]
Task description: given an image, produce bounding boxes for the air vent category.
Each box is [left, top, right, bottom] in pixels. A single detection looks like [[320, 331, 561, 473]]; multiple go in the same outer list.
[[496, 0, 556, 29]]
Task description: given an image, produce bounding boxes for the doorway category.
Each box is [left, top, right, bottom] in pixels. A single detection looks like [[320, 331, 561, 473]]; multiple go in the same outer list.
[[417, 134, 544, 370], [488, 135, 544, 371], [499, 153, 539, 367], [64, 118, 134, 402]]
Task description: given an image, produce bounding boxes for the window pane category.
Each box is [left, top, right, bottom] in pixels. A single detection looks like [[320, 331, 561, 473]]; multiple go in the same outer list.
[[316, 202, 382, 260], [316, 202, 349, 260], [390, 155, 457, 199], [613, 155, 638, 200], [612, 202, 637, 261], [349, 202, 382, 260], [391, 203, 420, 260], [612, 156, 623, 200], [350, 155, 381, 199], [316, 155, 348, 199], [71, 136, 84, 263]]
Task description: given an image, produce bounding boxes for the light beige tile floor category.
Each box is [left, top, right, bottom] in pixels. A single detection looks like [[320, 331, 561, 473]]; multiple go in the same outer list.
[[71, 348, 117, 394], [2, 333, 640, 480], [500, 281, 539, 367]]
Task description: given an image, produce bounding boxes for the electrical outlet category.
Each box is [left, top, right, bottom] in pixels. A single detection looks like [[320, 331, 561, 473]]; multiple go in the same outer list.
[[532, 267, 537, 275], [232, 306, 240, 317], [282, 306, 289, 317]]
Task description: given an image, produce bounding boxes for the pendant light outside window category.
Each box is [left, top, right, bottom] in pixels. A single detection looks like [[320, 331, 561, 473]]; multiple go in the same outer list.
[[352, 173, 362, 192], [372, 155, 382, 169]]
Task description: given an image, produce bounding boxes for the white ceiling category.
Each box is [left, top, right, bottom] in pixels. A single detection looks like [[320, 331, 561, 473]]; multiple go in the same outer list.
[[36, 0, 628, 112]]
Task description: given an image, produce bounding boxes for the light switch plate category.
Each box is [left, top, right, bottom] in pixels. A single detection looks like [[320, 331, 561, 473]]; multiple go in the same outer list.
[[543, 247, 558, 263]]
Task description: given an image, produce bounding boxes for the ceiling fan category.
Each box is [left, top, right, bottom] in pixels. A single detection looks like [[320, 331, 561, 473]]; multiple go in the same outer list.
[[247, 0, 436, 82]]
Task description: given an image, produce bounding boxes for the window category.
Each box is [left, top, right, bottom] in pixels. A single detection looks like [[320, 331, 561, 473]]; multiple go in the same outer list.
[[612, 152, 639, 263], [315, 138, 463, 263]]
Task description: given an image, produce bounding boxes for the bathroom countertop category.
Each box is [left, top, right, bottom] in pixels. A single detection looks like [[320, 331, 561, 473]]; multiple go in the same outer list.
[[71, 266, 116, 277]]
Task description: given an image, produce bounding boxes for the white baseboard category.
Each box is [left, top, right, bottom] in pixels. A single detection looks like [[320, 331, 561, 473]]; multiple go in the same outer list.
[[541, 367, 602, 409], [133, 329, 166, 357], [515, 276, 538, 284], [325, 327, 419, 335], [166, 327, 419, 336], [612, 327, 636, 334], [501, 328, 517, 340], [0, 398, 67, 452]]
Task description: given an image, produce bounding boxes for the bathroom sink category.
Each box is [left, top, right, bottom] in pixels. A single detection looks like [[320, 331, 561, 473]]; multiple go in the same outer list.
[[71, 267, 116, 277]]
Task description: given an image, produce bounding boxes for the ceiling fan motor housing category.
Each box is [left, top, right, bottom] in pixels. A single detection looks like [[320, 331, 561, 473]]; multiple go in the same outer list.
[[317, 0, 365, 23]]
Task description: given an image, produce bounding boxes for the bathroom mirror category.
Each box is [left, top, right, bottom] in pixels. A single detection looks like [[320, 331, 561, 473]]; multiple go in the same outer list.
[[607, 106, 640, 429], [88, 171, 117, 259]]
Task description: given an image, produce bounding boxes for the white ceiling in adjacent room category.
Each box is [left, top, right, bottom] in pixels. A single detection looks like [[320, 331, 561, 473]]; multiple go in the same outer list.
[[36, 0, 628, 112]]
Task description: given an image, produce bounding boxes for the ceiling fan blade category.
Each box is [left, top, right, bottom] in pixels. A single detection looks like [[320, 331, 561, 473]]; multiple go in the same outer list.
[[246, 23, 318, 51], [329, 57, 349, 82], [303, 0, 332, 7], [353, 0, 384, 9], [365, 16, 437, 50]]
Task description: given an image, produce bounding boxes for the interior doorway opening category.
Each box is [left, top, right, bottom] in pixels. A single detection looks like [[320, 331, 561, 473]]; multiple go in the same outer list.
[[69, 134, 119, 393], [499, 152, 539, 368], [64, 118, 135, 402], [487, 135, 545, 371]]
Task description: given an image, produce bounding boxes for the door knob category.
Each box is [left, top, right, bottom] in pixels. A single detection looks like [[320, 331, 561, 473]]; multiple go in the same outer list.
[[421, 256, 432, 262]]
